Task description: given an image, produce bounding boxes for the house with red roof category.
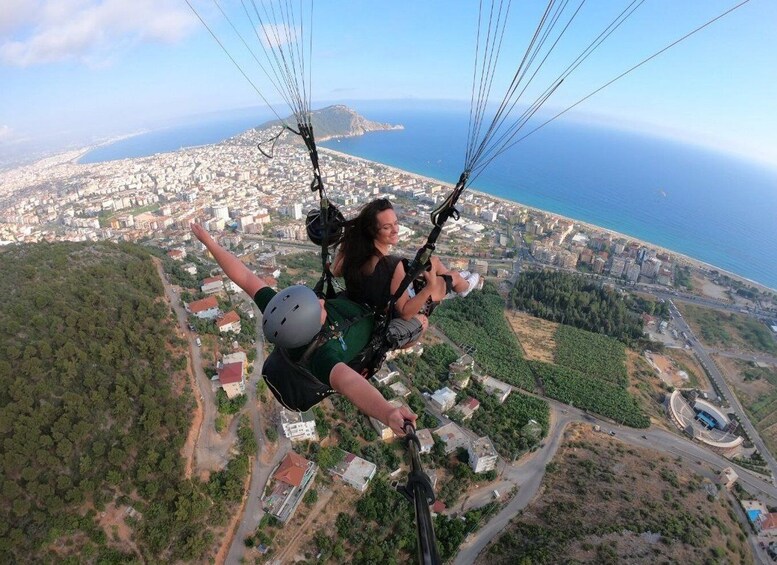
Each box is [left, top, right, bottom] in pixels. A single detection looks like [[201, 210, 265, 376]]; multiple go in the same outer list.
[[263, 453, 317, 523], [759, 512, 777, 539], [218, 362, 244, 399], [217, 310, 241, 334], [167, 248, 186, 261], [274, 452, 310, 487], [187, 296, 220, 320], [453, 396, 480, 420]]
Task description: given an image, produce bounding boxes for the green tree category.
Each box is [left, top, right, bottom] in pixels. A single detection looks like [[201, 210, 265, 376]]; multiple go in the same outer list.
[[303, 489, 318, 505]]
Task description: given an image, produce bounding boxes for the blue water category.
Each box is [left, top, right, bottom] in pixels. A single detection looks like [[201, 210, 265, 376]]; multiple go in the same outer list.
[[81, 103, 777, 290], [321, 106, 777, 291], [79, 109, 275, 164]]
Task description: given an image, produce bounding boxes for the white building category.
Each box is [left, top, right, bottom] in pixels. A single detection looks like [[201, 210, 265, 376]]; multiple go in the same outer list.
[[389, 381, 411, 398], [641, 257, 662, 278], [330, 452, 377, 492], [468, 436, 498, 473], [222, 351, 247, 366], [609, 255, 627, 278], [480, 376, 512, 404], [416, 428, 435, 454], [280, 409, 318, 442], [372, 366, 399, 386], [430, 387, 457, 412], [212, 204, 230, 220], [434, 422, 470, 454]]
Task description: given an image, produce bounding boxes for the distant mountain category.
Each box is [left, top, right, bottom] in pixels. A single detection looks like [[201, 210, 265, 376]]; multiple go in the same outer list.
[[225, 104, 402, 147]]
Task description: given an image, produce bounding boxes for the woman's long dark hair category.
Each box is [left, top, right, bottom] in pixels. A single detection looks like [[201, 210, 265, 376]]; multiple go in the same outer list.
[[339, 198, 393, 292]]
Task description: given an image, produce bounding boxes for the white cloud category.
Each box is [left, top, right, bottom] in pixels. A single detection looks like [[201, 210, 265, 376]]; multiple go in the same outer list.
[[258, 23, 300, 49], [0, 125, 12, 140], [0, 0, 198, 67], [0, 0, 40, 35]]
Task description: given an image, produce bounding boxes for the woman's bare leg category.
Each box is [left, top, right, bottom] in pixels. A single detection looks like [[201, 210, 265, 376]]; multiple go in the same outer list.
[[429, 256, 471, 295]]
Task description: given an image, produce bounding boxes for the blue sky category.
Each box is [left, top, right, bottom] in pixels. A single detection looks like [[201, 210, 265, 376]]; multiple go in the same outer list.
[[1, 0, 776, 166]]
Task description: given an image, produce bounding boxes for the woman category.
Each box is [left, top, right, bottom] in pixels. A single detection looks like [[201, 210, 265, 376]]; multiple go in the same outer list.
[[332, 198, 479, 330]]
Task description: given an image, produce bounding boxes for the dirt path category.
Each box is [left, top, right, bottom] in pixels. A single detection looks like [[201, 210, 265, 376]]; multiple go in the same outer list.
[[270, 488, 335, 564], [180, 355, 203, 480]]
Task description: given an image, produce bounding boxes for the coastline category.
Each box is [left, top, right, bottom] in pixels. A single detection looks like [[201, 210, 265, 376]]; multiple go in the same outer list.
[[320, 146, 777, 295]]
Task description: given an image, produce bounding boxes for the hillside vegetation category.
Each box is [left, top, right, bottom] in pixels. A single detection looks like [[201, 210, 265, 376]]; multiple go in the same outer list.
[[433, 282, 535, 391], [396, 341, 549, 458], [680, 303, 777, 356], [508, 270, 665, 345], [479, 425, 751, 564], [0, 242, 240, 562]]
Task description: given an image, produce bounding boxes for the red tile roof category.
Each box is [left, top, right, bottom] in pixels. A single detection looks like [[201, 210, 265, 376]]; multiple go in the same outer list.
[[274, 452, 310, 487], [761, 513, 777, 530], [218, 362, 243, 385], [203, 276, 222, 284], [189, 296, 218, 313], [464, 397, 480, 410], [217, 310, 241, 327]]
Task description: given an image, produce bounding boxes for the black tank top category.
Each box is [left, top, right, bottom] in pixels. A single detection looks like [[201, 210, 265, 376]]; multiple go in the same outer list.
[[345, 255, 401, 311]]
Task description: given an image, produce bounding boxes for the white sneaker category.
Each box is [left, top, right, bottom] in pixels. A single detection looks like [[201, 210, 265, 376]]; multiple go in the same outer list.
[[459, 272, 480, 297]]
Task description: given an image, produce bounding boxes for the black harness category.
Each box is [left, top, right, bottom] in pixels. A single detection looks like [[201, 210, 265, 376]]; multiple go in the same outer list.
[[262, 300, 376, 412]]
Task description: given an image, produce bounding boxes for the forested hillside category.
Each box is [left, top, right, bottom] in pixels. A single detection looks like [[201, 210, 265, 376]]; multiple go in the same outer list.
[[0, 242, 230, 562], [508, 270, 664, 344]]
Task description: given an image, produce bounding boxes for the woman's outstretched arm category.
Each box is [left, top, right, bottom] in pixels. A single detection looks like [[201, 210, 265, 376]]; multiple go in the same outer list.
[[191, 223, 266, 297]]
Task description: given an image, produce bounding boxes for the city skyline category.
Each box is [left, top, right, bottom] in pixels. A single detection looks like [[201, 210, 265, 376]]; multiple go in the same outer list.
[[1, 1, 776, 167]]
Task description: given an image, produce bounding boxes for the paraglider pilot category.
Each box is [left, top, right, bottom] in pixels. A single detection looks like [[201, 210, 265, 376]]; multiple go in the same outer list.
[[191, 223, 416, 435]]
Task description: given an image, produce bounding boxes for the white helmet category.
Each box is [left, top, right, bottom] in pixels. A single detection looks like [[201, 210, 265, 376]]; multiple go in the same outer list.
[[262, 285, 322, 348]]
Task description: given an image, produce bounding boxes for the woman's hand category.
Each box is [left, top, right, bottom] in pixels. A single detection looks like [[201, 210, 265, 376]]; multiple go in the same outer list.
[[421, 268, 444, 297], [386, 405, 417, 436], [191, 223, 213, 245]]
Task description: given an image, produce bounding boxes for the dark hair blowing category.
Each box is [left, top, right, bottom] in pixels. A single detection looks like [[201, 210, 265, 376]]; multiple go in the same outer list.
[[339, 198, 393, 291]]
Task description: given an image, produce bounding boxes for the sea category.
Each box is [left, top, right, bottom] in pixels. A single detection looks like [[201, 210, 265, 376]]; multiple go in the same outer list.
[[80, 103, 777, 291]]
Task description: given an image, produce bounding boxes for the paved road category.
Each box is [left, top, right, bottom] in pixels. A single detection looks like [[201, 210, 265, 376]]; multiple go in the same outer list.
[[708, 348, 777, 366], [155, 261, 236, 473], [647, 286, 775, 321], [454, 405, 575, 564], [455, 402, 777, 564], [667, 301, 777, 480]]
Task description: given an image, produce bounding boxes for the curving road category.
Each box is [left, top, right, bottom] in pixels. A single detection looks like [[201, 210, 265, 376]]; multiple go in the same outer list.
[[155, 263, 236, 473], [667, 300, 777, 480], [455, 400, 777, 564]]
